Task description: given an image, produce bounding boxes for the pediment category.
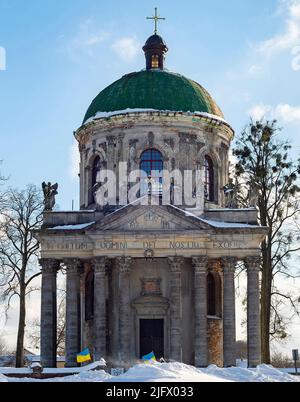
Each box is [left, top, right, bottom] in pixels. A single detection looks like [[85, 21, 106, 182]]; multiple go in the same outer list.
[[89, 204, 212, 232]]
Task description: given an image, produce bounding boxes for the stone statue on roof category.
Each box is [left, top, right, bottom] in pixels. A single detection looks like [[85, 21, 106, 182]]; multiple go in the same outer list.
[[42, 182, 58, 211], [224, 178, 238, 209]]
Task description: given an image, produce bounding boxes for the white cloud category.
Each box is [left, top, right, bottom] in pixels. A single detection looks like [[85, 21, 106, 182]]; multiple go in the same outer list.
[[291, 45, 300, 70], [248, 103, 300, 124], [290, 0, 300, 18], [68, 18, 110, 56], [112, 37, 140, 62], [248, 104, 273, 120], [275, 103, 300, 122], [248, 65, 264, 75], [257, 0, 300, 57], [69, 141, 80, 180]]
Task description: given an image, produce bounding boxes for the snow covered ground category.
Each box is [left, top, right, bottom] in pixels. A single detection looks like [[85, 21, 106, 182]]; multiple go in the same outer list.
[[0, 362, 299, 383]]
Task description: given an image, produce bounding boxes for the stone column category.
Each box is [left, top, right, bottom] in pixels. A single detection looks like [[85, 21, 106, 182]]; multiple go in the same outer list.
[[92, 257, 108, 361], [168, 257, 184, 362], [116, 257, 132, 362], [192, 256, 208, 367], [245, 257, 261, 368], [40, 259, 59, 368], [65, 259, 83, 367], [222, 257, 237, 367], [84, 166, 89, 207]]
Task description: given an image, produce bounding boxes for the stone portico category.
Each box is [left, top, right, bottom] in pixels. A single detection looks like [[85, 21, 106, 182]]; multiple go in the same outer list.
[[36, 205, 265, 368]]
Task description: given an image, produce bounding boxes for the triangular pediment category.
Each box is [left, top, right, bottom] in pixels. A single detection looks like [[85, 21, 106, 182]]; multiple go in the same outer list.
[[89, 204, 213, 232]]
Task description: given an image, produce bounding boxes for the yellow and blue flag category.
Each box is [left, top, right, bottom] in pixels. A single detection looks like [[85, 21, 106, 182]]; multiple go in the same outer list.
[[142, 351, 156, 364], [77, 348, 92, 364]]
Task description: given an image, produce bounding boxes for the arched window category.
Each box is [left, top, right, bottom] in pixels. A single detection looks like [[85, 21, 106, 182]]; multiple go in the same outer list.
[[92, 156, 101, 188], [140, 149, 163, 196], [151, 54, 159, 69], [85, 270, 94, 321], [207, 273, 216, 316], [204, 156, 215, 202], [91, 156, 102, 203]]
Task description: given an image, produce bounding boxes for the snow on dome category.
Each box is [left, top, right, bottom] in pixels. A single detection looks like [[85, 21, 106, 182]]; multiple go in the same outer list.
[[84, 108, 229, 126]]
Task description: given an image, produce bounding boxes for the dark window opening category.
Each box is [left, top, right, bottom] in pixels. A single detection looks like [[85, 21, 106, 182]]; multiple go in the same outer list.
[[207, 273, 216, 316], [204, 156, 215, 202], [91, 156, 102, 203], [85, 270, 94, 321]]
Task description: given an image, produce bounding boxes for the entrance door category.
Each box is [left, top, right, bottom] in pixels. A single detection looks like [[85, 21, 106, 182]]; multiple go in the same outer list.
[[140, 319, 164, 360]]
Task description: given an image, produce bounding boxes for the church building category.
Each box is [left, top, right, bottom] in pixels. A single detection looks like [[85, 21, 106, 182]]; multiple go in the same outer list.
[[35, 12, 267, 369]]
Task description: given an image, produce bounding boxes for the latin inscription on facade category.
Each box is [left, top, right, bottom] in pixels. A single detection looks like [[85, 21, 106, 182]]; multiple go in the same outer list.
[[44, 242, 93, 250], [213, 241, 246, 249], [43, 239, 247, 251], [96, 241, 204, 250]]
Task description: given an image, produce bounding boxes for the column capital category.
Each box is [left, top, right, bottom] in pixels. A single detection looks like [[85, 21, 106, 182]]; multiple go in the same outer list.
[[64, 258, 83, 275], [245, 256, 261, 272], [116, 257, 132, 274], [39, 259, 60, 275], [221, 257, 237, 274], [192, 256, 208, 274], [92, 257, 108, 274], [168, 257, 184, 273]]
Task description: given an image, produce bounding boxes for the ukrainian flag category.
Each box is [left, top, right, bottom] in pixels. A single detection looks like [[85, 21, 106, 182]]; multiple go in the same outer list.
[[77, 348, 92, 364], [142, 351, 156, 364]]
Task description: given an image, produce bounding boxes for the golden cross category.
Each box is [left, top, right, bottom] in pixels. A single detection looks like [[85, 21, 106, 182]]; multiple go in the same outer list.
[[147, 8, 166, 35]]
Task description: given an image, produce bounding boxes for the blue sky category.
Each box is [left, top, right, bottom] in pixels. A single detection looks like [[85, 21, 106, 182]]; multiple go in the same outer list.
[[0, 0, 300, 210], [0, 0, 300, 352]]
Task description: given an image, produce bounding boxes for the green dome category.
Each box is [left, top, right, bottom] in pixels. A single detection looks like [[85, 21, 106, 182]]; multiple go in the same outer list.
[[83, 70, 224, 124]]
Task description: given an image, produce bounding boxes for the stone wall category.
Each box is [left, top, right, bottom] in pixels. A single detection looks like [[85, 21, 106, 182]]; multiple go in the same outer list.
[[75, 112, 233, 210], [208, 318, 223, 367]]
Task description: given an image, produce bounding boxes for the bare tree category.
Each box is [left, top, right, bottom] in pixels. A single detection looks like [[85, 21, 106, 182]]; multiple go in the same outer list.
[[233, 120, 300, 363], [0, 185, 43, 367], [236, 340, 248, 361], [0, 161, 7, 208]]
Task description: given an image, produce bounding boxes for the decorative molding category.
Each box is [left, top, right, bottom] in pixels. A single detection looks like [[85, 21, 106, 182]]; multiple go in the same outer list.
[[132, 295, 170, 316], [144, 249, 154, 259], [179, 133, 197, 145], [164, 138, 175, 150], [39, 259, 60, 275], [192, 256, 208, 274], [129, 139, 139, 148], [99, 142, 107, 153], [92, 257, 108, 274], [106, 136, 116, 146], [168, 256, 184, 272], [64, 258, 83, 274], [197, 142, 205, 154], [141, 277, 162, 296], [118, 133, 125, 143], [148, 132, 155, 148], [244, 256, 261, 272], [221, 257, 237, 273], [116, 257, 132, 274]]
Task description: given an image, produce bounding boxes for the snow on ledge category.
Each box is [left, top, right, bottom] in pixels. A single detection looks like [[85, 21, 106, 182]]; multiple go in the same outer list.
[[0, 360, 106, 376], [48, 222, 95, 231], [84, 108, 229, 126], [201, 219, 261, 229], [43, 360, 106, 374]]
